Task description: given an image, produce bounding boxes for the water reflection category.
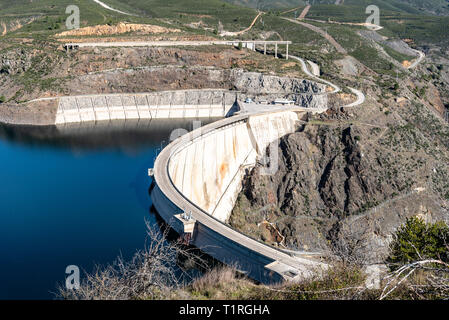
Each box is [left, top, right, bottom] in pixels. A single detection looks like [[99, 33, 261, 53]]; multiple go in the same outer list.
[[0, 118, 219, 152], [0, 118, 220, 299]]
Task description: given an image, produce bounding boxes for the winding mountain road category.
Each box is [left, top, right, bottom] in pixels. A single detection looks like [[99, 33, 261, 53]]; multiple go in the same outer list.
[[283, 17, 348, 54], [92, 0, 134, 16], [408, 49, 426, 69], [290, 55, 365, 108], [220, 11, 264, 37]]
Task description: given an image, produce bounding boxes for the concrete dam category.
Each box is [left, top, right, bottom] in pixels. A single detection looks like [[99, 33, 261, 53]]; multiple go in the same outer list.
[[55, 89, 237, 124], [151, 110, 327, 284], [7, 66, 335, 283]]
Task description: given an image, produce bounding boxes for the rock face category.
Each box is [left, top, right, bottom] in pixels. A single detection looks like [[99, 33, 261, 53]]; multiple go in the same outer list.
[[0, 100, 58, 125], [231, 70, 325, 95], [229, 107, 449, 264], [0, 48, 34, 75]]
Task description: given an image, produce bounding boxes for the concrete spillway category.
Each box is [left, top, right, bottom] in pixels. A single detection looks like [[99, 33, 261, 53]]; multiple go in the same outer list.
[[152, 110, 327, 284], [55, 90, 236, 124]]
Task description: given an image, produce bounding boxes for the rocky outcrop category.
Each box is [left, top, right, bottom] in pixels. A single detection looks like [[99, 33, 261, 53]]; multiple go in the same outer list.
[[229, 107, 449, 264], [0, 48, 35, 75], [231, 70, 326, 95], [0, 100, 58, 125]]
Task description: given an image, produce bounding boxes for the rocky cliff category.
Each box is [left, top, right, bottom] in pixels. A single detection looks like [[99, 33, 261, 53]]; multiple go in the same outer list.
[[229, 103, 449, 264]]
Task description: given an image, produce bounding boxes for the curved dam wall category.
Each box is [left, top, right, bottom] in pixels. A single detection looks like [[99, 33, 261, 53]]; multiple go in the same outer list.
[[151, 110, 326, 284], [55, 89, 237, 124], [151, 183, 287, 284], [168, 111, 301, 222]]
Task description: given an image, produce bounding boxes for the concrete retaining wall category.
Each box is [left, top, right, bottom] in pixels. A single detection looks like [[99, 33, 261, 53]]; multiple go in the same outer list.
[[55, 90, 236, 124]]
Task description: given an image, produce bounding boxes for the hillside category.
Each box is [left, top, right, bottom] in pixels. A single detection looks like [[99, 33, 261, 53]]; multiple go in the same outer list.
[[0, 0, 448, 302], [223, 0, 449, 15]]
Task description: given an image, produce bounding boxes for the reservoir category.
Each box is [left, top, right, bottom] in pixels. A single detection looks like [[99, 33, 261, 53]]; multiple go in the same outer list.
[[0, 119, 215, 299]]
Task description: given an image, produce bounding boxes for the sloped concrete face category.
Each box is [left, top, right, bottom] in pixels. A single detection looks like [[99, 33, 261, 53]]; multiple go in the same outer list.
[[55, 90, 235, 124], [153, 110, 328, 285], [168, 111, 300, 222]]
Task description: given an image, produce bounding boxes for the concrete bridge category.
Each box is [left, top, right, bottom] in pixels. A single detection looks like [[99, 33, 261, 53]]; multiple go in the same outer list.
[[63, 40, 292, 59]]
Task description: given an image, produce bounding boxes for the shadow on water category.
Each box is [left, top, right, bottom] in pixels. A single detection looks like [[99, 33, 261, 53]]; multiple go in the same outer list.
[[0, 118, 220, 151]]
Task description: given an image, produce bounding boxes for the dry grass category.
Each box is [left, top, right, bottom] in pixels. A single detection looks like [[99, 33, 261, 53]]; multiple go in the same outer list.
[[191, 266, 237, 293]]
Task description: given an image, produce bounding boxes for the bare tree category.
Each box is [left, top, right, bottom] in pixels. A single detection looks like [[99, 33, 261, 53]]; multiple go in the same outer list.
[[57, 221, 209, 300], [380, 260, 449, 300]]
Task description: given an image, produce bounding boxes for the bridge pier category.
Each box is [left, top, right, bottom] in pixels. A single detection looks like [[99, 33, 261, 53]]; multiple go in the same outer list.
[[61, 40, 293, 60], [286, 43, 289, 60]]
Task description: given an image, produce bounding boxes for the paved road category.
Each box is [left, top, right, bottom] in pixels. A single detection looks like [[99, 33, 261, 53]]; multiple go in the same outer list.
[[290, 55, 341, 93], [344, 87, 366, 108], [290, 55, 365, 108], [64, 40, 291, 48], [220, 11, 264, 37], [92, 0, 134, 16], [283, 17, 348, 54], [408, 49, 425, 69]]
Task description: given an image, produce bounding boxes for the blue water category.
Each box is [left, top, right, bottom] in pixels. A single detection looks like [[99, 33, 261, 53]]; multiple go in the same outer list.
[[0, 120, 211, 299]]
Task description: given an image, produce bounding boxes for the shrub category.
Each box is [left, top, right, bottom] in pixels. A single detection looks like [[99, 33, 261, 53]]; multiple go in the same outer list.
[[387, 217, 449, 268], [0, 95, 6, 103]]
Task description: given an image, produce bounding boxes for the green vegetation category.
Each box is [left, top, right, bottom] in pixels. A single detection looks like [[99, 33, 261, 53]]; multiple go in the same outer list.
[[225, 0, 449, 15], [0, 95, 5, 103], [382, 44, 416, 63], [280, 2, 449, 47], [387, 217, 449, 267]]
